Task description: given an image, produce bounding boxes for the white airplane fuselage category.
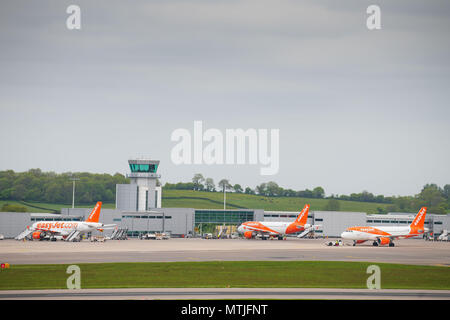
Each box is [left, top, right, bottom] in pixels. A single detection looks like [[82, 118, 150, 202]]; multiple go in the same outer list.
[[237, 204, 314, 239], [31, 221, 106, 236], [340, 207, 429, 246], [341, 225, 428, 241], [237, 221, 309, 235]]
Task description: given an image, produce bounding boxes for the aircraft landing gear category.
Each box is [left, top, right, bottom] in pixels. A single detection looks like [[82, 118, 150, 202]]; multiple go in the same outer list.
[[353, 241, 356, 246], [39, 232, 47, 241], [277, 236, 284, 240], [372, 241, 379, 246], [389, 242, 395, 247]]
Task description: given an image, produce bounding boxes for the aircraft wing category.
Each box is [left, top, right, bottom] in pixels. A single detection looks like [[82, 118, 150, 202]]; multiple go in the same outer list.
[[374, 234, 398, 240]]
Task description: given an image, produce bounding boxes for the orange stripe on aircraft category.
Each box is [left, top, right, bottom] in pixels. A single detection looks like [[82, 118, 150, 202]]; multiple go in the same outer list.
[[285, 223, 304, 234], [285, 204, 310, 234], [85, 201, 102, 223], [295, 204, 310, 225], [409, 207, 427, 235], [242, 222, 280, 234], [348, 226, 391, 236]]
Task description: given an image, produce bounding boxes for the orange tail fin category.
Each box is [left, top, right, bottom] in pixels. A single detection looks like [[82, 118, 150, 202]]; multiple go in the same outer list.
[[411, 207, 427, 229], [295, 204, 310, 226], [85, 202, 102, 223]]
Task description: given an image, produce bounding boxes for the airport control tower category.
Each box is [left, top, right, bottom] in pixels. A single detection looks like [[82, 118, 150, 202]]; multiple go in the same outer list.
[[116, 159, 162, 211]]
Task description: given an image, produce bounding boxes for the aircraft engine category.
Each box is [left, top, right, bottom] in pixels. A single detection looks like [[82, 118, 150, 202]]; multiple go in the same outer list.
[[377, 237, 390, 246], [244, 231, 253, 239], [32, 231, 43, 240]]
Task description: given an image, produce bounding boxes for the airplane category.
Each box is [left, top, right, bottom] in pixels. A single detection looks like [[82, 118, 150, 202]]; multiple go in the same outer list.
[[340, 207, 429, 247], [15, 202, 116, 242], [237, 204, 321, 240]]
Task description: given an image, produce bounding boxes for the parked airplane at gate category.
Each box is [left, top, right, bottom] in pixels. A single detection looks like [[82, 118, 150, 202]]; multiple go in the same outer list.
[[237, 204, 320, 240], [340, 207, 429, 247], [15, 202, 116, 242]]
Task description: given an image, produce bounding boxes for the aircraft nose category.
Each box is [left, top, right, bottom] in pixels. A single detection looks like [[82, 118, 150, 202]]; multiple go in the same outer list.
[[237, 225, 244, 233], [341, 232, 349, 238]]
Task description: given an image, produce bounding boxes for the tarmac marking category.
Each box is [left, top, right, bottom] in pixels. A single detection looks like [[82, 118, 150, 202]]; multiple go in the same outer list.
[[1, 239, 449, 266]]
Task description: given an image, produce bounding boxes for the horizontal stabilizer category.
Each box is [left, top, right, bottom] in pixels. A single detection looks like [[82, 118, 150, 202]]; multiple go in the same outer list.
[[101, 224, 117, 229]]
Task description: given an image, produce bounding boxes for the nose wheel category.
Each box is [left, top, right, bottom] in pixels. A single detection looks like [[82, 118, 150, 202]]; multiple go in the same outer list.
[[389, 242, 395, 247], [372, 241, 379, 246]]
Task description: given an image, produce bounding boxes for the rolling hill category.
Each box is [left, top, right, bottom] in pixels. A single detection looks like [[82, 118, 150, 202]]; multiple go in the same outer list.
[[162, 190, 390, 214], [0, 190, 391, 214]]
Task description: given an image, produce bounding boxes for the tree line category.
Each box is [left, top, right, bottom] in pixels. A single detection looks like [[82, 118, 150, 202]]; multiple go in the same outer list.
[[0, 169, 448, 214], [164, 174, 327, 198], [164, 174, 450, 214], [0, 169, 129, 204]]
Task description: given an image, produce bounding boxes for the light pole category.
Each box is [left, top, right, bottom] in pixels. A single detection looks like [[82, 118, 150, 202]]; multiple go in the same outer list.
[[223, 185, 227, 239], [69, 177, 80, 209], [223, 185, 226, 210]]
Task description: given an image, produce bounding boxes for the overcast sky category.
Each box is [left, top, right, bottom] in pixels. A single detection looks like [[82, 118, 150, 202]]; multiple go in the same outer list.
[[0, 0, 449, 196]]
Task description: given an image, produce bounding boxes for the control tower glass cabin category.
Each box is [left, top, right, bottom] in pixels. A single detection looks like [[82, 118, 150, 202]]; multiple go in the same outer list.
[[126, 159, 161, 211]]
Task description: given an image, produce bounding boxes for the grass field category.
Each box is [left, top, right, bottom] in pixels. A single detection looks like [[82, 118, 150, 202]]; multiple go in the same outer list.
[[0, 261, 449, 290], [0, 191, 391, 214], [0, 200, 115, 213], [162, 190, 391, 214]]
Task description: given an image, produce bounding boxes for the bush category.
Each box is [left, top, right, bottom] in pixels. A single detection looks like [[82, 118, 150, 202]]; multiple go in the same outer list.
[[1, 204, 28, 212]]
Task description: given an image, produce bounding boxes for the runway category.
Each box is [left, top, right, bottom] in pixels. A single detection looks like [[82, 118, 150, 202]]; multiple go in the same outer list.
[[1, 288, 449, 300], [1, 238, 449, 266]]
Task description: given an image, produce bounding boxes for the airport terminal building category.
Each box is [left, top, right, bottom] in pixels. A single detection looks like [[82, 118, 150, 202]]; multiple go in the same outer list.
[[1, 207, 449, 239], [0, 159, 449, 239]]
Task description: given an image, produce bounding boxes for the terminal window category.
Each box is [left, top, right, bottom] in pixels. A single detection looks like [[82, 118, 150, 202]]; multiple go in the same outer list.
[[31, 217, 82, 222], [122, 215, 168, 219], [195, 210, 254, 224]]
